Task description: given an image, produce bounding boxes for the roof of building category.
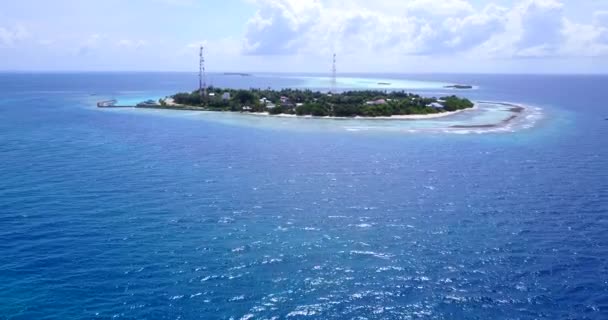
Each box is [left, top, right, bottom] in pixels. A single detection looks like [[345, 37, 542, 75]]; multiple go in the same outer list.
[[366, 99, 387, 105]]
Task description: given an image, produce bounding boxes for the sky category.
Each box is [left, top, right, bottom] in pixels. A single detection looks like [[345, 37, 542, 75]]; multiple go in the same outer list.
[[1, 0, 608, 74]]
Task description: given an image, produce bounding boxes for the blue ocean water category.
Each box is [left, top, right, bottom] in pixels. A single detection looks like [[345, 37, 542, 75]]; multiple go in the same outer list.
[[1, 72, 607, 319]]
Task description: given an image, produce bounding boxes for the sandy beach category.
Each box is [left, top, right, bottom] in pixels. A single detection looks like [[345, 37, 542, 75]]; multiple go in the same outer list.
[[141, 100, 531, 131], [243, 104, 479, 120]]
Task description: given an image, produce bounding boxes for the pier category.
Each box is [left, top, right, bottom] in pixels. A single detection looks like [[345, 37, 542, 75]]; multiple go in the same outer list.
[[96, 99, 134, 108], [96, 99, 152, 108], [96, 99, 206, 111], [97, 104, 133, 108]]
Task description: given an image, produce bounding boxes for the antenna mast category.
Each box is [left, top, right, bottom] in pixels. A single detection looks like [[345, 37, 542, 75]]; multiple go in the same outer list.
[[199, 46, 207, 103], [331, 53, 337, 94]]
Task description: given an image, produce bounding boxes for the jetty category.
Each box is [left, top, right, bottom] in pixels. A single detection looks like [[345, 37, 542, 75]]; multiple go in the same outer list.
[[96, 100, 133, 108], [97, 98, 209, 111], [97, 100, 117, 107]]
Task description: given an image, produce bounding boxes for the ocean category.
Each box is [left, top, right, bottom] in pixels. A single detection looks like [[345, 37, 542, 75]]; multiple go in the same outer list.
[[0, 72, 607, 319]]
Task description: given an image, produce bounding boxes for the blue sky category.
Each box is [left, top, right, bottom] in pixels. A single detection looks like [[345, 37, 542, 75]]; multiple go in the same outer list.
[[1, 0, 607, 73]]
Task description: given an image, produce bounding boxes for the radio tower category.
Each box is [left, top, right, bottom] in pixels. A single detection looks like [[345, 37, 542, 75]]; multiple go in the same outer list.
[[331, 53, 337, 94], [199, 46, 207, 103]]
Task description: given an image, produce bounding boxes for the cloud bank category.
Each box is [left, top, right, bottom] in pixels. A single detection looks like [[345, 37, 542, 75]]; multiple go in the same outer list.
[[242, 0, 608, 58], [0, 0, 605, 72]]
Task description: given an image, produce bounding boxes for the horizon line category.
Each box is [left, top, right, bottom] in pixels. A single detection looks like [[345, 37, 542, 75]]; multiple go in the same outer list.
[[0, 70, 607, 76]]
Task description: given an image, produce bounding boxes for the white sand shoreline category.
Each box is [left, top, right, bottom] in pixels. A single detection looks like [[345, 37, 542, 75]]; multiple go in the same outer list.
[[151, 100, 533, 127], [241, 104, 479, 121]]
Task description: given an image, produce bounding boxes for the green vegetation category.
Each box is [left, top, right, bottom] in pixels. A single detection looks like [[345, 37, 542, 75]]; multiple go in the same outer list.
[[171, 87, 474, 117]]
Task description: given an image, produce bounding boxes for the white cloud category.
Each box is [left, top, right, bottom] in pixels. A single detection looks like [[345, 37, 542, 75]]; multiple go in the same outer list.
[[413, 4, 508, 54], [39, 39, 56, 46], [244, 0, 323, 54], [75, 35, 153, 56], [515, 0, 565, 57], [405, 0, 474, 16], [242, 0, 608, 59], [151, 0, 197, 6], [185, 37, 240, 55], [593, 11, 608, 45], [2, 0, 607, 73], [117, 39, 148, 49], [77, 34, 104, 56], [0, 25, 29, 47], [559, 10, 608, 57], [243, 0, 506, 56], [242, 0, 508, 57]]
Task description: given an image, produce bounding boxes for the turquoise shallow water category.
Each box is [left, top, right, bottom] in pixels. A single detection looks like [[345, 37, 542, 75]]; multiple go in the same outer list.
[[108, 74, 537, 134], [109, 101, 536, 135], [1, 73, 607, 319], [281, 75, 453, 90]]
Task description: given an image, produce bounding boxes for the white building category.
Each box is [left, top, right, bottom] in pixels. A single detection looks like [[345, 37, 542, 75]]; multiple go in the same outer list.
[[366, 99, 387, 105], [428, 102, 444, 109]]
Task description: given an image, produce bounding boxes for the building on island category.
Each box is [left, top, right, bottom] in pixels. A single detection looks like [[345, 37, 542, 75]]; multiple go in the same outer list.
[[282, 101, 295, 109], [222, 92, 231, 100], [366, 99, 387, 105], [137, 99, 159, 107], [428, 102, 444, 109], [259, 97, 277, 109]]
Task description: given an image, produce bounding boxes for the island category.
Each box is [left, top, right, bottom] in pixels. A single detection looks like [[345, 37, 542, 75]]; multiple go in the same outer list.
[[165, 88, 475, 118], [445, 84, 473, 89], [223, 72, 252, 77]]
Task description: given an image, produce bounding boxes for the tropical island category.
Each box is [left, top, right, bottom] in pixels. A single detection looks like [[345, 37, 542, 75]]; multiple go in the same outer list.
[[445, 84, 474, 89], [223, 72, 252, 76], [163, 88, 475, 118]]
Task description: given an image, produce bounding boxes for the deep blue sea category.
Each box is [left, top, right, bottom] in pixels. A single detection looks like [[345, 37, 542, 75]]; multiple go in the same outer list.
[[1, 73, 607, 319]]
